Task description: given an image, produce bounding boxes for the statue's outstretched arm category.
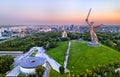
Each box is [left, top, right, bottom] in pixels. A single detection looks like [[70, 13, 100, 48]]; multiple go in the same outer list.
[[94, 24, 103, 29]]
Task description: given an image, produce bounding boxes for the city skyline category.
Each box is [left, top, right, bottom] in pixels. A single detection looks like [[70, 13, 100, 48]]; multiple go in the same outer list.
[[0, 0, 120, 25]]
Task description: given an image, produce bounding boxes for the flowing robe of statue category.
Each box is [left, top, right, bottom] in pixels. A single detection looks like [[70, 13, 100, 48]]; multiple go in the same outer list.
[[90, 26, 98, 43], [87, 23, 99, 44]]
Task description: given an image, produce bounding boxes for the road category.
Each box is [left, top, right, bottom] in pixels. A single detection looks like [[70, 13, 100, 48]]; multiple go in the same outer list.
[[0, 51, 23, 57]]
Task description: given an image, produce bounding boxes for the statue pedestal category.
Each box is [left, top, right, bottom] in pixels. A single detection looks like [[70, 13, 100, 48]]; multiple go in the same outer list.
[[87, 42, 101, 46]]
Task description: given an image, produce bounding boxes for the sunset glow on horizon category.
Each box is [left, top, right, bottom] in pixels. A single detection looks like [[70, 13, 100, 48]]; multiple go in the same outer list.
[[0, 0, 120, 25]]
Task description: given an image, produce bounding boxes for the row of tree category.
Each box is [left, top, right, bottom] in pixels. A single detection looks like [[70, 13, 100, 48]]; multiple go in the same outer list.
[[0, 31, 119, 52], [67, 60, 120, 77]]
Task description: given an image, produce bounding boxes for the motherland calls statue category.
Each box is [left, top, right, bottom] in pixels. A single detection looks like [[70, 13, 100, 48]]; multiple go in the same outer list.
[[85, 8, 102, 46]]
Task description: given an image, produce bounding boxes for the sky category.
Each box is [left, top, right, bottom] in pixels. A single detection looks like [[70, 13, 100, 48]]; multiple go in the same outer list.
[[0, 0, 120, 25]]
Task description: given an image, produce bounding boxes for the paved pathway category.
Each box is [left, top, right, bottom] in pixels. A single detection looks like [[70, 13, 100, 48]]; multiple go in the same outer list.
[[43, 62, 51, 77], [43, 53, 61, 72], [6, 66, 20, 77], [64, 41, 71, 73]]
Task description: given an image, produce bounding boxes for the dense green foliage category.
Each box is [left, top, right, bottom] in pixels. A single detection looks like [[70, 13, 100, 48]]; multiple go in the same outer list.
[[59, 66, 65, 74], [18, 73, 37, 77], [0, 55, 14, 76], [27, 74, 36, 77], [0, 31, 119, 52], [0, 32, 61, 52], [78, 60, 120, 77], [35, 65, 46, 77]]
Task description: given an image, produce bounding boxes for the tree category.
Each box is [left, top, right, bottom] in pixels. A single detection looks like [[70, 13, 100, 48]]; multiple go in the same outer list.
[[35, 65, 46, 77], [59, 66, 65, 74], [28, 74, 36, 77], [0, 55, 14, 74]]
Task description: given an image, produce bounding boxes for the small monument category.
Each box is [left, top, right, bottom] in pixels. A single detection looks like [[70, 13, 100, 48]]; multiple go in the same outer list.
[[85, 8, 102, 46], [62, 30, 67, 38]]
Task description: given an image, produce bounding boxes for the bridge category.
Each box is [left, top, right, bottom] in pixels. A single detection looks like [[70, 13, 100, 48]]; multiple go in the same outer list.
[[0, 51, 23, 57]]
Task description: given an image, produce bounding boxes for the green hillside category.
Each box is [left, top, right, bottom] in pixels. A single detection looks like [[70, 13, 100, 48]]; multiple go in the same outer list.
[[46, 40, 120, 76], [68, 41, 120, 75]]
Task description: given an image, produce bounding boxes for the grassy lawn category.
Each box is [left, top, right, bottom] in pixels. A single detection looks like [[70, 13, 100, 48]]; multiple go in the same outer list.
[[46, 40, 120, 77], [49, 69, 68, 77], [46, 41, 69, 77], [46, 41, 68, 65], [68, 40, 120, 75]]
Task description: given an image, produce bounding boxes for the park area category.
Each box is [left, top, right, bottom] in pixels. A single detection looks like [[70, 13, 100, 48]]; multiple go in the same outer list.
[[46, 40, 120, 76]]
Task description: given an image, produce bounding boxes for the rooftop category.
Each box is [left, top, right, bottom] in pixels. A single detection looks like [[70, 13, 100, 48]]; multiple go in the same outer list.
[[20, 57, 46, 68]]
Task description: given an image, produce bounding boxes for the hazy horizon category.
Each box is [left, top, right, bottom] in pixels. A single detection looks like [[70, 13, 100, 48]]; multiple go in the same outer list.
[[0, 0, 120, 25]]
